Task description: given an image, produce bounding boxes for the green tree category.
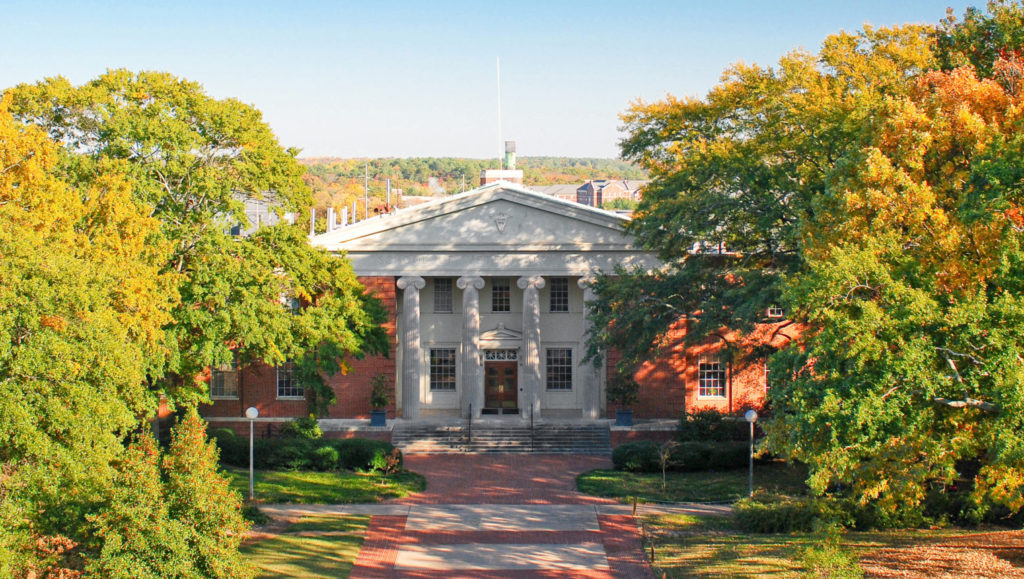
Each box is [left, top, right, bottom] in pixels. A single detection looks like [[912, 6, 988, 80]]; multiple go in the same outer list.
[[7, 70, 388, 409], [594, 4, 1024, 523], [0, 94, 174, 575]]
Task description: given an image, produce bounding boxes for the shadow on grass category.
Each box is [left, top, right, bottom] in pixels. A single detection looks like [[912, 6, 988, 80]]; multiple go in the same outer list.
[[577, 461, 809, 503], [243, 514, 369, 579], [223, 467, 426, 504]]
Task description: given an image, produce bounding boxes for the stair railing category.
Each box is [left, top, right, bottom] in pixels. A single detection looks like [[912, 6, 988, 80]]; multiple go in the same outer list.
[[530, 405, 535, 452]]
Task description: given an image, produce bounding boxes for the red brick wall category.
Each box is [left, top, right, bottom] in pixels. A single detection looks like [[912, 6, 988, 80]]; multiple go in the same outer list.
[[606, 318, 796, 420], [323, 276, 398, 419], [200, 275, 399, 421]]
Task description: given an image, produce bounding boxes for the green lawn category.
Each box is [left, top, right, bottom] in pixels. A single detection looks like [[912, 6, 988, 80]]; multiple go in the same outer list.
[[242, 514, 368, 579], [223, 467, 426, 504], [577, 461, 809, 503], [643, 514, 862, 578]]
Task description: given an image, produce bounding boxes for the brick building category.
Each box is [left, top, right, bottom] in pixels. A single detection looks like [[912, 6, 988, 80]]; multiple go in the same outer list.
[[200, 182, 791, 427]]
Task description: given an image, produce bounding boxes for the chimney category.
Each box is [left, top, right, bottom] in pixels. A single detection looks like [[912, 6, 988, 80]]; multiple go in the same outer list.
[[504, 140, 516, 170], [480, 140, 524, 186]]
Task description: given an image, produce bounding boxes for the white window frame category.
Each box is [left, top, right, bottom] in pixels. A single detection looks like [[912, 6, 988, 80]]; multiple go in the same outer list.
[[433, 278, 454, 314], [276, 360, 304, 399], [491, 278, 511, 312], [210, 357, 239, 399], [429, 348, 457, 391], [767, 305, 785, 318], [698, 353, 727, 399], [545, 347, 574, 391], [549, 277, 569, 313]]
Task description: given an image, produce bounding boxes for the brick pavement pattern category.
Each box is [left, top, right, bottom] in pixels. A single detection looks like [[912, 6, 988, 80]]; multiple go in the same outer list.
[[350, 454, 654, 578]]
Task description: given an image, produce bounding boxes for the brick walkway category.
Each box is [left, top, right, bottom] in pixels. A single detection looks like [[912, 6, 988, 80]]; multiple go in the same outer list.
[[349, 454, 653, 578]]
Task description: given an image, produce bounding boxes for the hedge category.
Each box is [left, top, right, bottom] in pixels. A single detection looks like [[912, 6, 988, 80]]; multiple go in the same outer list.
[[611, 440, 751, 473], [208, 428, 401, 472]]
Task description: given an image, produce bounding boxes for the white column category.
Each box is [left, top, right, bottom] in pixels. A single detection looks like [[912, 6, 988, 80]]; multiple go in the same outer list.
[[457, 276, 485, 418], [517, 275, 545, 419], [579, 276, 602, 419], [397, 275, 425, 419]]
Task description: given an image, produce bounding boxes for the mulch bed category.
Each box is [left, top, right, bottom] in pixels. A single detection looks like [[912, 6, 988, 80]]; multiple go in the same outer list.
[[859, 530, 1024, 578]]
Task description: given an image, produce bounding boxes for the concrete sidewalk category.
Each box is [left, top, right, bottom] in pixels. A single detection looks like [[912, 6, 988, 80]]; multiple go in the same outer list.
[[260, 454, 677, 577], [261, 500, 733, 519]]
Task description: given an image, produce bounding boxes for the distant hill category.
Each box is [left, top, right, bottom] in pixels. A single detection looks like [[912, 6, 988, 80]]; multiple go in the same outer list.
[[300, 156, 647, 230]]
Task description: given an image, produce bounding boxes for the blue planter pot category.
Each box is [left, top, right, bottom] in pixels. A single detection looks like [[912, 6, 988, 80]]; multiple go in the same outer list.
[[370, 409, 387, 427], [615, 409, 633, 427]]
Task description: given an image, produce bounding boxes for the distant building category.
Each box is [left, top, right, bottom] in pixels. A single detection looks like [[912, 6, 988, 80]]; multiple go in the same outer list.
[[526, 184, 579, 203], [576, 179, 646, 208]]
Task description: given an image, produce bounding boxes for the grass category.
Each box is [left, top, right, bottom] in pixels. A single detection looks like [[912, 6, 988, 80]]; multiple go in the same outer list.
[[576, 461, 809, 503], [223, 466, 426, 504], [640, 507, 1020, 577], [243, 514, 368, 579]]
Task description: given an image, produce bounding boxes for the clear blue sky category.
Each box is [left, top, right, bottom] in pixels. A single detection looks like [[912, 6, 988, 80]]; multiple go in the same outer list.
[[2, 1, 972, 159]]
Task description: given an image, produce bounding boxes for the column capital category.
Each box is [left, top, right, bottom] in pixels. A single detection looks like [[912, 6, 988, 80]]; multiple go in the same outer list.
[[397, 275, 426, 291], [456, 275, 485, 291], [516, 275, 546, 290]]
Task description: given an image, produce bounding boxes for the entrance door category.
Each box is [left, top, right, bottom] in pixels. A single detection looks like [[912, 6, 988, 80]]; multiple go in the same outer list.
[[485, 361, 518, 410]]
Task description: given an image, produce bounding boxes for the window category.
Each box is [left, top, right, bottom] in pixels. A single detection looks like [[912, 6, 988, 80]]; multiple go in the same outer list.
[[549, 277, 569, 312], [546, 348, 573, 390], [281, 295, 301, 315], [429, 348, 456, 390], [277, 360, 303, 398], [433, 278, 453, 313], [698, 353, 727, 398], [767, 305, 784, 318], [210, 357, 238, 399], [491, 278, 510, 312]]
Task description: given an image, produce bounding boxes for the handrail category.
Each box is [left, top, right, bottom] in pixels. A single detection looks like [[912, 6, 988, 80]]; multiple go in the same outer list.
[[530, 405, 535, 452]]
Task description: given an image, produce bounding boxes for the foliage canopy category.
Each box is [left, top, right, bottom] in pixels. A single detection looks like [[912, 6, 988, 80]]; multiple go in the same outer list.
[[593, 1, 1024, 523]]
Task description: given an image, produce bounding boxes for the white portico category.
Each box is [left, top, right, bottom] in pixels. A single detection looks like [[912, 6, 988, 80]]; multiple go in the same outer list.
[[311, 182, 659, 420]]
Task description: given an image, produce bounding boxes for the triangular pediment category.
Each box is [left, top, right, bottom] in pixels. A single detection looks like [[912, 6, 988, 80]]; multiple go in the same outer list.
[[480, 323, 523, 342], [310, 181, 662, 277], [311, 182, 635, 253]]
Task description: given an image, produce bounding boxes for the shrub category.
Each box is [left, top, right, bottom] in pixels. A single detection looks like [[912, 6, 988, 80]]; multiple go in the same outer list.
[[735, 493, 852, 533], [212, 433, 402, 473], [679, 407, 749, 442], [312, 445, 340, 471], [612, 440, 750, 473], [612, 441, 661, 472], [369, 373, 391, 409], [278, 414, 322, 440], [208, 427, 248, 466], [328, 438, 401, 471]]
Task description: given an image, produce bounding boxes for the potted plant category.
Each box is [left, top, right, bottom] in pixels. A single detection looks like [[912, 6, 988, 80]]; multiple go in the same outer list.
[[607, 369, 639, 427], [369, 373, 390, 427]]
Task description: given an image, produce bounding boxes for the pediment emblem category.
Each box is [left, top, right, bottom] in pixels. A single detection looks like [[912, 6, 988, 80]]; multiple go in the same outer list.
[[494, 212, 509, 233]]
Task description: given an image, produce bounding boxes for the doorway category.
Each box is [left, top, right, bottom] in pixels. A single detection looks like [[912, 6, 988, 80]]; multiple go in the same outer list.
[[484, 361, 518, 414]]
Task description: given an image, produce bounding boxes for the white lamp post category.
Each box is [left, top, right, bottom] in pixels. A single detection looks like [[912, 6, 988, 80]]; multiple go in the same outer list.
[[245, 406, 259, 501], [744, 409, 758, 498]]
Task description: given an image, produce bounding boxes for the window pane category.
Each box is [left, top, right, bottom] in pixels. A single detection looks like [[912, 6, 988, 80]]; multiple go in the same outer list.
[[546, 348, 573, 390], [429, 348, 457, 390], [549, 277, 569, 312], [211, 358, 238, 398], [491, 279, 510, 312], [277, 360, 303, 398], [434, 278, 453, 313], [698, 353, 726, 398]]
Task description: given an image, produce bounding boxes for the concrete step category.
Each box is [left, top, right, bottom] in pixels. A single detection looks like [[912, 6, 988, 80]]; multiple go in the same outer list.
[[393, 423, 611, 455]]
